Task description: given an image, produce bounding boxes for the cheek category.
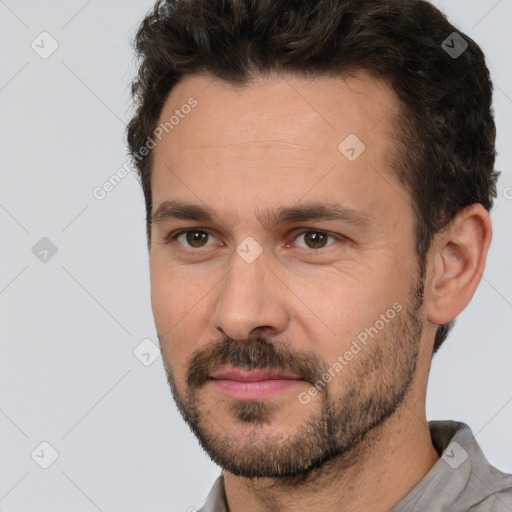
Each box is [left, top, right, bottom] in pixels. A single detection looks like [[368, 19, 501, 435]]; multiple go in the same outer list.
[[150, 252, 191, 318], [150, 260, 173, 329], [301, 270, 404, 354], [150, 259, 187, 353], [150, 257, 212, 367]]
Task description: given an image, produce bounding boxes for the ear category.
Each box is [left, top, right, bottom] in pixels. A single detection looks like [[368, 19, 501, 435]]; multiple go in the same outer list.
[[426, 203, 493, 325]]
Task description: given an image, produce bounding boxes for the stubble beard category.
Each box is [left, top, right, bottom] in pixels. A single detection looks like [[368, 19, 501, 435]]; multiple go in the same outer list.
[[161, 276, 424, 482]]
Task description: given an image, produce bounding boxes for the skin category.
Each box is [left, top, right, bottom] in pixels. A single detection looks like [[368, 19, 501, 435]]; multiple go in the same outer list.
[[149, 71, 492, 512]]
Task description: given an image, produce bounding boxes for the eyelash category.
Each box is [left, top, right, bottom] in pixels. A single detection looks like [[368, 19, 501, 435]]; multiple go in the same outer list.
[[165, 228, 345, 254]]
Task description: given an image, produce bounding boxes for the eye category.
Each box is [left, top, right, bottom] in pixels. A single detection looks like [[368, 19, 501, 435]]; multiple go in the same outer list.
[[291, 230, 341, 250], [166, 228, 344, 252], [169, 229, 218, 249]]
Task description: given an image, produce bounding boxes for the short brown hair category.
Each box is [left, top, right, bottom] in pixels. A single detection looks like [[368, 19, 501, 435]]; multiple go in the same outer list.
[[126, 0, 499, 353]]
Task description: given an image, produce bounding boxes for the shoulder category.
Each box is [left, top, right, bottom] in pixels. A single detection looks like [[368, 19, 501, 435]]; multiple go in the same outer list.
[[471, 487, 512, 511], [392, 420, 512, 512]]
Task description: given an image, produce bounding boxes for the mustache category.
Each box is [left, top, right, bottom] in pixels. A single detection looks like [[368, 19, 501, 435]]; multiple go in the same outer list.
[[186, 336, 328, 390]]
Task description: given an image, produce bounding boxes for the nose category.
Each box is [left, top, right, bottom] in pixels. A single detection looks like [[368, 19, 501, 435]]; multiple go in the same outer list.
[[211, 248, 290, 341]]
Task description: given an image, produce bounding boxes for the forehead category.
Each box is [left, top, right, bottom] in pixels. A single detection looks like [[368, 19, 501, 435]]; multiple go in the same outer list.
[[150, 71, 407, 225], [155, 70, 398, 149]]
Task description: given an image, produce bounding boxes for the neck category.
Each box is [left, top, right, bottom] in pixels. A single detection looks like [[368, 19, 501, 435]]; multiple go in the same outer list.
[[223, 406, 440, 512]]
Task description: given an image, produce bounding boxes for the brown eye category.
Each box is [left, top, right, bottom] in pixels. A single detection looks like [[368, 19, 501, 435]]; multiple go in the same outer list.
[[293, 230, 338, 250], [303, 231, 328, 249], [172, 230, 215, 248], [186, 231, 209, 247]]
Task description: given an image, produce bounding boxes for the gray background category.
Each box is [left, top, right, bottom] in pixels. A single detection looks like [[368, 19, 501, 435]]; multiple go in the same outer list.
[[1, 0, 511, 510]]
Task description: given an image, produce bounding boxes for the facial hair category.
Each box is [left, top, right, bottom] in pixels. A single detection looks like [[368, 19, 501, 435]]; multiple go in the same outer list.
[[160, 274, 425, 481]]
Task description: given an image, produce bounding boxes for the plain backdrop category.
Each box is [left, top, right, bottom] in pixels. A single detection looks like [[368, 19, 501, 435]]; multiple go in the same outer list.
[[1, 0, 511, 510]]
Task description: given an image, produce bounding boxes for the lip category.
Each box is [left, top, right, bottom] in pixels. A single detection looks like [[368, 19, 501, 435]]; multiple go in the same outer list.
[[210, 369, 301, 381], [208, 368, 304, 400]]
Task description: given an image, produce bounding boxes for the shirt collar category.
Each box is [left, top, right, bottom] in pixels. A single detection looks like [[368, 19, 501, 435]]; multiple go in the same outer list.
[[198, 420, 512, 512]]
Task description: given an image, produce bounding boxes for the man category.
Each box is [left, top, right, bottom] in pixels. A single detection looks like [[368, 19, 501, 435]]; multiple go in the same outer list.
[[126, 0, 512, 510]]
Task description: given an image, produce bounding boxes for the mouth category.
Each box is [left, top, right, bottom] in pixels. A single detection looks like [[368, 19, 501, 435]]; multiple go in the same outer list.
[[210, 368, 302, 381], [208, 368, 305, 400]]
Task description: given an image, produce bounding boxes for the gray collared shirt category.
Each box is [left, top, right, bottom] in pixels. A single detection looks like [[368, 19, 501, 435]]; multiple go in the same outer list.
[[197, 420, 512, 512]]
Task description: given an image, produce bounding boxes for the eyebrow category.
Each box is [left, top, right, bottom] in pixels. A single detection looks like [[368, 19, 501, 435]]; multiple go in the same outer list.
[[151, 200, 372, 229]]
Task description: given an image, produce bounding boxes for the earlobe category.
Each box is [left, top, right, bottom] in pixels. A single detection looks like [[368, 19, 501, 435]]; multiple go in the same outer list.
[[426, 204, 493, 325]]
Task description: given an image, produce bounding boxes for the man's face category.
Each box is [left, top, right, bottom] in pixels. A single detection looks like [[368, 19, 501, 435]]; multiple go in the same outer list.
[[150, 72, 428, 478]]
